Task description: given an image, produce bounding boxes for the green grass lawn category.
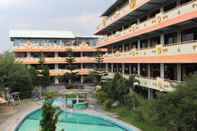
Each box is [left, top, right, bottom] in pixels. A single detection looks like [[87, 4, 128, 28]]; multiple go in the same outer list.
[[107, 107, 166, 131]]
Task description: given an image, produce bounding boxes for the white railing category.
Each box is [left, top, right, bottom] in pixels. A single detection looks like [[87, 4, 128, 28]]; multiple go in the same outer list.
[[104, 40, 197, 57], [107, 73, 177, 92], [97, 4, 130, 31], [98, 0, 197, 44]]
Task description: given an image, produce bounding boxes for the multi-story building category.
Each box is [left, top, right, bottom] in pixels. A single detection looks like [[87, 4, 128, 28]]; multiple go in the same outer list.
[[10, 30, 106, 85], [95, 0, 197, 98]]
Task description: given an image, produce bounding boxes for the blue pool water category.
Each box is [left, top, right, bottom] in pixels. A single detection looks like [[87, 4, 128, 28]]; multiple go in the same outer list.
[[15, 109, 133, 131]]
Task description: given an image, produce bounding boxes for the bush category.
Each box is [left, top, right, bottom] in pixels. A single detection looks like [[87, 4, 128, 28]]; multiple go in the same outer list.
[[103, 99, 113, 109], [96, 89, 108, 104], [151, 75, 197, 131]]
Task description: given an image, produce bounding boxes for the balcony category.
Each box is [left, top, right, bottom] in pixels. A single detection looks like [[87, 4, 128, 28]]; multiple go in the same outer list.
[[16, 57, 97, 64], [49, 69, 94, 76], [106, 73, 176, 92], [103, 40, 197, 63], [14, 43, 107, 53], [95, 0, 151, 34], [97, 1, 197, 47]]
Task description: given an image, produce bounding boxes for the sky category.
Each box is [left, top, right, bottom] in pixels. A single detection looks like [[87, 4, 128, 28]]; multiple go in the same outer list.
[[0, 0, 115, 52]]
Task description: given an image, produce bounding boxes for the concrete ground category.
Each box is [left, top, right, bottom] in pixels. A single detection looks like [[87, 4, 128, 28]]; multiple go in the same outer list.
[[0, 100, 41, 131], [0, 97, 141, 131]]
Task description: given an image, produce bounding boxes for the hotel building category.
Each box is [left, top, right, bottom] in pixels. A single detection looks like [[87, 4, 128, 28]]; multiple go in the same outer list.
[[10, 30, 106, 85], [95, 0, 197, 98]]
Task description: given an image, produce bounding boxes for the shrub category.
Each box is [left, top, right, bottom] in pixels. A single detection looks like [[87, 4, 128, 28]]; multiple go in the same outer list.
[[103, 99, 113, 109], [151, 75, 197, 131]]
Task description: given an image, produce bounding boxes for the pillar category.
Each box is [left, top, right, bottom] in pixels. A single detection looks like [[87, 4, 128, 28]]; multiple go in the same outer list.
[[105, 63, 109, 72], [54, 77, 59, 84], [27, 52, 31, 58], [177, 30, 182, 44], [160, 64, 165, 79], [111, 64, 114, 73], [122, 64, 125, 76], [129, 64, 132, 75], [81, 63, 83, 69], [137, 40, 141, 50], [137, 19, 140, 24], [55, 64, 58, 70], [148, 88, 153, 100], [137, 64, 140, 76], [177, 64, 182, 81], [122, 44, 125, 52], [148, 64, 151, 78], [81, 76, 84, 84], [54, 52, 58, 58], [80, 52, 83, 57], [160, 33, 165, 46]]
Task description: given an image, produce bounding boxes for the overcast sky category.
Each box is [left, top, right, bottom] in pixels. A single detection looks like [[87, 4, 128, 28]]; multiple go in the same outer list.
[[0, 0, 115, 52]]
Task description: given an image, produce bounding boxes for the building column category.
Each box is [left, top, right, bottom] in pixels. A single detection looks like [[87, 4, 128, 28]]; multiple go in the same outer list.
[[27, 52, 31, 58], [55, 77, 59, 84], [160, 64, 165, 79], [129, 65, 132, 75], [105, 63, 108, 72], [160, 33, 165, 46], [137, 19, 140, 24], [177, 64, 182, 81], [148, 88, 154, 100], [177, 30, 182, 44], [137, 40, 141, 50], [122, 44, 125, 52], [54, 52, 58, 58], [111, 64, 114, 73], [148, 39, 151, 48], [55, 64, 58, 70], [81, 76, 84, 84], [148, 64, 151, 78], [80, 52, 83, 57], [81, 63, 83, 69], [122, 64, 125, 76], [137, 64, 140, 76]]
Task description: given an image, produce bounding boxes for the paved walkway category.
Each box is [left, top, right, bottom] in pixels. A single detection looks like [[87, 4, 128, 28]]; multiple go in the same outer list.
[[0, 100, 41, 131], [0, 98, 141, 131]]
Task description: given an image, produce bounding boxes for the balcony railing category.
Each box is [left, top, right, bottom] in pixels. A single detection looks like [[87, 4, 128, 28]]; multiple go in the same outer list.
[[96, 0, 151, 32], [14, 43, 107, 52], [49, 69, 94, 76], [107, 73, 177, 92], [16, 57, 97, 64], [97, 0, 197, 46], [104, 40, 197, 58], [97, 4, 130, 31]]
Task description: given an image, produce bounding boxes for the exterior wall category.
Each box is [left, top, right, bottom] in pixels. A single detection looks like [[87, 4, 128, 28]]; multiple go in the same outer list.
[[95, 0, 197, 93], [11, 36, 105, 84]]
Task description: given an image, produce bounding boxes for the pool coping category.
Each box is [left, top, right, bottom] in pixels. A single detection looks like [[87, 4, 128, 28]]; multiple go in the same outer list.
[[14, 107, 141, 131]]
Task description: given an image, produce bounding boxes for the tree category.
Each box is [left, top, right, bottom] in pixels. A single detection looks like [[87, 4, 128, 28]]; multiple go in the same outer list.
[[64, 48, 78, 86], [40, 99, 60, 131], [87, 49, 106, 85], [37, 55, 52, 94], [152, 75, 197, 131], [0, 52, 33, 98]]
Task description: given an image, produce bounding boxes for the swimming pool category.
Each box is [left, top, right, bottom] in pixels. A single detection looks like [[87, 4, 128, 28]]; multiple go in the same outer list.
[[15, 109, 133, 131]]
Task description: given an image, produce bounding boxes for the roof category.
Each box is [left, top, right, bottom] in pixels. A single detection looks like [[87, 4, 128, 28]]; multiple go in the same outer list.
[[9, 30, 76, 39], [101, 0, 128, 16], [9, 30, 98, 40]]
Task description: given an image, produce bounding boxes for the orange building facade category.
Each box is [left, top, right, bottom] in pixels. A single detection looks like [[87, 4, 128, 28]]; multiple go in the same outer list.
[[10, 30, 106, 85], [95, 0, 197, 98]]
